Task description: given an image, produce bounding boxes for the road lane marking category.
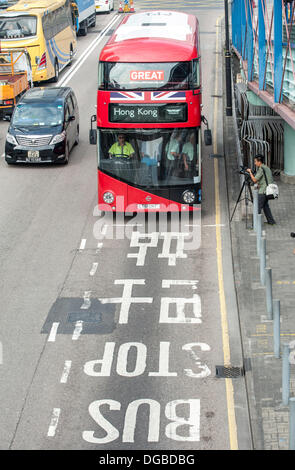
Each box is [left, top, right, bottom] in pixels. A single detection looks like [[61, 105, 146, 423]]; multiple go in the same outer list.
[[79, 238, 87, 250], [47, 408, 61, 437], [48, 322, 59, 342], [96, 242, 103, 253], [72, 321, 83, 340], [60, 361, 72, 384], [90, 262, 99, 276], [58, 14, 120, 87], [81, 291, 91, 309], [214, 16, 238, 450]]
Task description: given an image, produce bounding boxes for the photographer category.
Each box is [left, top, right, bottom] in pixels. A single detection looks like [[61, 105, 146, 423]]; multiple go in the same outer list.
[[247, 155, 276, 225]]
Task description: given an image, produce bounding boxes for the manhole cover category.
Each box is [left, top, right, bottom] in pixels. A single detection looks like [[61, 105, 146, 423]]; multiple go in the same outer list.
[[215, 365, 244, 378]]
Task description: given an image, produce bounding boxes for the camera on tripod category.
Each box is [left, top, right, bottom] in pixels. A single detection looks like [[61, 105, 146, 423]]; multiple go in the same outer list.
[[239, 165, 251, 179]]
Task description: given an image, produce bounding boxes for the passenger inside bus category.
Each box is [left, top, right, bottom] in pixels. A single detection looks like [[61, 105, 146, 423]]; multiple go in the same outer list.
[[181, 132, 196, 175]]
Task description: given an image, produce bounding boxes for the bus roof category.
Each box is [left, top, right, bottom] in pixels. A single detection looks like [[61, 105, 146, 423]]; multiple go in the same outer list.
[[4, 0, 67, 14], [100, 10, 199, 63]]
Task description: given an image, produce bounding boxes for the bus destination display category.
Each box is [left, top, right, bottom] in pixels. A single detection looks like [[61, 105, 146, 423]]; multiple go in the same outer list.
[[109, 103, 188, 123]]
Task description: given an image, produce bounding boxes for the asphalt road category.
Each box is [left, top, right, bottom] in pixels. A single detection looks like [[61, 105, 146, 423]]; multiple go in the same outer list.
[[0, 0, 252, 450]]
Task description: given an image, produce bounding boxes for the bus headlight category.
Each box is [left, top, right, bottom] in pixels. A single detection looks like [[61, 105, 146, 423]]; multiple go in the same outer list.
[[103, 192, 115, 204], [182, 190, 196, 204]]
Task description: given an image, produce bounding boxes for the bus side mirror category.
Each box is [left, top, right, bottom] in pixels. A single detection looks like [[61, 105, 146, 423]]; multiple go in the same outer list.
[[201, 115, 212, 146], [204, 129, 212, 146], [89, 129, 97, 145], [89, 114, 97, 145]]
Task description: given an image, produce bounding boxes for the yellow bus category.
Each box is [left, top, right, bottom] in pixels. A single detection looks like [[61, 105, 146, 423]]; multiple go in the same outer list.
[[0, 0, 77, 83]]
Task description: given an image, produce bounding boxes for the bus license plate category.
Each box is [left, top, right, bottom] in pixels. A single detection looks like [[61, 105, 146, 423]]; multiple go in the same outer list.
[[137, 204, 161, 210], [27, 150, 40, 162]]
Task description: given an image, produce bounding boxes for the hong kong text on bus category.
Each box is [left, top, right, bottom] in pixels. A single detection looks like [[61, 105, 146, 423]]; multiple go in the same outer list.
[[90, 10, 211, 213]]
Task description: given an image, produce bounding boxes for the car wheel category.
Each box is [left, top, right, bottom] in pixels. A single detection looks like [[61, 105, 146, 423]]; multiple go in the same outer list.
[[63, 144, 69, 165], [74, 125, 79, 146], [52, 60, 59, 83], [80, 22, 88, 36]]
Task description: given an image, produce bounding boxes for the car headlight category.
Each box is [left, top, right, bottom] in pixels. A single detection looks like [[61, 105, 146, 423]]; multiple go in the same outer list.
[[6, 133, 17, 145], [182, 190, 196, 204], [50, 132, 66, 145], [103, 192, 115, 204]]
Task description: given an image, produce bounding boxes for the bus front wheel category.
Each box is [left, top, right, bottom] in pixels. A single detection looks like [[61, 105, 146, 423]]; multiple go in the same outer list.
[[52, 60, 59, 83]]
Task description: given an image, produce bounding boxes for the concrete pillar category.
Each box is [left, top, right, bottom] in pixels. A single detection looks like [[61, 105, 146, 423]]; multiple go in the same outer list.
[[281, 122, 295, 184]]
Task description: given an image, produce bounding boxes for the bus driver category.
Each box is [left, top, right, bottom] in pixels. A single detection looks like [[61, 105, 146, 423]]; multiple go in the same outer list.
[[108, 134, 135, 159]]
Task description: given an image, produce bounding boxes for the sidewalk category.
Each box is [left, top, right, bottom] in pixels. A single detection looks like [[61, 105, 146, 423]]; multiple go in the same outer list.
[[225, 111, 295, 450]]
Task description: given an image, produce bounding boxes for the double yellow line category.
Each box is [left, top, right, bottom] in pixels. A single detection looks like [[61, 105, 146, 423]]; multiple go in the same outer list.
[[213, 16, 239, 450]]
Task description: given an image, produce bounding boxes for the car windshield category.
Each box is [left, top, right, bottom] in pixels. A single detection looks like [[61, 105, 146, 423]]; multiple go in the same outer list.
[[0, 15, 37, 39], [100, 62, 193, 91], [98, 128, 200, 187], [12, 103, 64, 127]]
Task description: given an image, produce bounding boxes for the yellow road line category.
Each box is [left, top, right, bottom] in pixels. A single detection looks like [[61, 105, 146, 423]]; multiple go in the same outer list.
[[214, 16, 239, 451]]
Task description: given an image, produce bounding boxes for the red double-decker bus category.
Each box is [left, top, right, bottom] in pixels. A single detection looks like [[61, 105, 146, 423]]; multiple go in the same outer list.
[[90, 10, 211, 212]]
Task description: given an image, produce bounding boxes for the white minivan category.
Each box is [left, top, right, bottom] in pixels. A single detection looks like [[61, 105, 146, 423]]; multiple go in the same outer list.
[[95, 0, 114, 13]]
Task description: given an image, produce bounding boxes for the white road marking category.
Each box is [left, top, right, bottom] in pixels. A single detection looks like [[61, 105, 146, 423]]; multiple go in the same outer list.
[[72, 321, 83, 340], [79, 238, 87, 250], [159, 233, 188, 266], [83, 399, 200, 444], [48, 322, 59, 342], [47, 408, 61, 437], [96, 242, 103, 253], [185, 224, 225, 227], [58, 15, 120, 87], [182, 343, 211, 378], [162, 280, 199, 289], [101, 225, 108, 236], [60, 361, 72, 384], [100, 279, 153, 324], [128, 232, 159, 266], [90, 262, 98, 276], [160, 296, 202, 324], [81, 291, 91, 310]]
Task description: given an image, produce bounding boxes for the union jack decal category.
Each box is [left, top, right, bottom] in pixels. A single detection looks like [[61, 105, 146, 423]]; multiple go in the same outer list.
[[110, 91, 186, 102], [110, 92, 145, 101], [152, 91, 186, 101]]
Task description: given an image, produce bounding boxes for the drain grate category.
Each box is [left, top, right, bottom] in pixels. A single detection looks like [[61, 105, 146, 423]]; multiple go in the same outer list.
[[215, 365, 244, 378]]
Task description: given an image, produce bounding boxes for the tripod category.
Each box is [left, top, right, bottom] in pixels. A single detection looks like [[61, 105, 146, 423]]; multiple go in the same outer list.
[[230, 177, 253, 228]]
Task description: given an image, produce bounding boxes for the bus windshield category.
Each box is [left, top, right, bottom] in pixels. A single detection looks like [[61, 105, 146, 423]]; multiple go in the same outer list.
[[100, 62, 193, 91], [98, 128, 200, 187], [0, 15, 37, 38]]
